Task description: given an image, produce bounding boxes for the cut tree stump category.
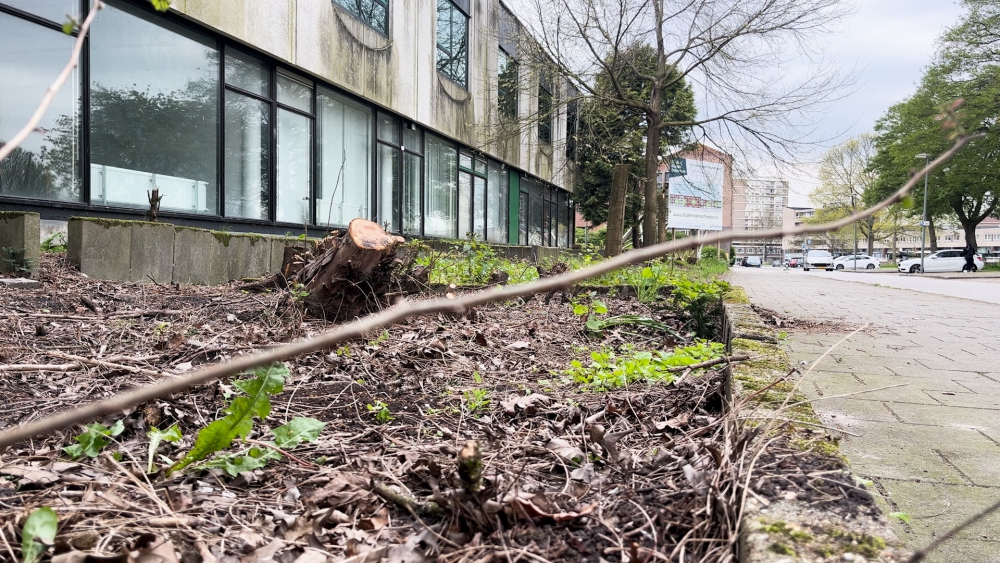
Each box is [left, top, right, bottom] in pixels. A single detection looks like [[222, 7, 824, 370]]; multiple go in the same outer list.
[[285, 219, 412, 322]]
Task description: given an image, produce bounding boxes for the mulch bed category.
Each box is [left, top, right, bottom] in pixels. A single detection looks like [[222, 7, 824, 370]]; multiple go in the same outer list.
[[0, 254, 874, 563]]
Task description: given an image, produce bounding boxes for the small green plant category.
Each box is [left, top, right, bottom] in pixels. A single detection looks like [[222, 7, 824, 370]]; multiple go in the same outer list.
[[40, 232, 67, 253], [200, 416, 325, 476], [463, 389, 490, 414], [147, 424, 182, 473], [571, 293, 608, 331], [565, 341, 725, 392], [368, 330, 390, 346], [2, 247, 34, 276], [63, 420, 124, 459], [21, 507, 58, 563], [367, 400, 393, 424], [336, 345, 351, 357], [167, 363, 324, 476], [289, 282, 310, 302], [635, 266, 666, 303]]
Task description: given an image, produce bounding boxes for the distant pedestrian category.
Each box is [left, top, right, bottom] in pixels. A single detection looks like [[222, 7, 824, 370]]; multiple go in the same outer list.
[[961, 244, 976, 272]]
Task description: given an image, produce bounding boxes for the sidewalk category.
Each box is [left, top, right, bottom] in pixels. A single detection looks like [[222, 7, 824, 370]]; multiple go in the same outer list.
[[730, 267, 1000, 562]]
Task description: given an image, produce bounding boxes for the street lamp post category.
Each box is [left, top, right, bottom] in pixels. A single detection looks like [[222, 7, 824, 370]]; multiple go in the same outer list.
[[852, 192, 858, 270], [915, 153, 930, 273]]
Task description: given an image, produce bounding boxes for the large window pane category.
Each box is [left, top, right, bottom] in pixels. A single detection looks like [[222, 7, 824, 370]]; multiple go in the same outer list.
[[486, 160, 506, 243], [436, 0, 467, 87], [332, 0, 388, 35], [529, 195, 542, 245], [317, 87, 371, 227], [538, 83, 552, 143], [3, 1, 78, 23], [224, 91, 269, 220], [89, 1, 219, 214], [277, 73, 312, 113], [403, 126, 421, 153], [473, 175, 485, 239], [458, 171, 471, 238], [402, 152, 421, 235], [276, 108, 311, 224], [0, 14, 80, 202], [378, 144, 399, 232], [225, 49, 269, 97], [425, 134, 456, 238]]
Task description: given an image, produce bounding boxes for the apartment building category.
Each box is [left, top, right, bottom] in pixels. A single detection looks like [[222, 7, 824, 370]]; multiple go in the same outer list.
[[0, 0, 576, 247], [729, 178, 789, 260]]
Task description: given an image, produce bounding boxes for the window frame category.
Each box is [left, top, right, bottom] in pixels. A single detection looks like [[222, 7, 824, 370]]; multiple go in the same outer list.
[[330, 0, 390, 37], [498, 47, 518, 120], [537, 78, 553, 144]]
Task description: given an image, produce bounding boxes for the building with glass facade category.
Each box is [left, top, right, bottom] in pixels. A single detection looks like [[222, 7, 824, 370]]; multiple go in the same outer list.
[[0, 0, 576, 247]]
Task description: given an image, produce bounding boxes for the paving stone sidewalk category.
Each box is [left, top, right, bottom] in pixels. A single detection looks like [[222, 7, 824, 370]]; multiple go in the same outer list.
[[729, 268, 1000, 562]]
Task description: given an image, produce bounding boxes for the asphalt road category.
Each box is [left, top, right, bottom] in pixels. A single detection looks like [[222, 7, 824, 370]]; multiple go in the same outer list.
[[729, 266, 1000, 562]]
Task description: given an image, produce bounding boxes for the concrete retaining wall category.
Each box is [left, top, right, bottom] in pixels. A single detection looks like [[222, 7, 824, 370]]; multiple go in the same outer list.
[[0, 211, 40, 278], [67, 217, 310, 285], [423, 239, 585, 263]]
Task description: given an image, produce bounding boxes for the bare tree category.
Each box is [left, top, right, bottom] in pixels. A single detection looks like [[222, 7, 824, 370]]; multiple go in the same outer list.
[[512, 0, 852, 247], [812, 134, 885, 254]]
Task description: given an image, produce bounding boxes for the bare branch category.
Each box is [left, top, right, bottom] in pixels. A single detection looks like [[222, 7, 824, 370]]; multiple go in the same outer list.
[[0, 134, 979, 451], [0, 0, 103, 163]]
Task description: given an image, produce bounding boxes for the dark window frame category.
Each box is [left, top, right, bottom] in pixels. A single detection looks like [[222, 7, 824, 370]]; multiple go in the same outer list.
[[331, 0, 389, 37]]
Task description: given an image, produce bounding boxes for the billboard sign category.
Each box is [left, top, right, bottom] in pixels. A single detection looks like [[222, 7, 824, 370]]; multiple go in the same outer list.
[[666, 158, 724, 231]]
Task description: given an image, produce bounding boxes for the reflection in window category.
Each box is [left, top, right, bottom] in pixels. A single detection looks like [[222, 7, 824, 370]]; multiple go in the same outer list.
[[317, 88, 371, 228], [332, 0, 389, 35], [486, 160, 507, 243], [224, 92, 269, 220], [402, 152, 421, 235], [473, 175, 485, 238], [425, 134, 456, 238], [538, 81, 552, 143], [276, 109, 312, 224], [498, 49, 518, 119], [225, 49, 269, 97], [458, 171, 471, 237], [89, 1, 219, 214], [436, 0, 468, 87], [0, 14, 80, 202], [518, 191, 528, 245], [566, 100, 578, 160], [377, 112, 399, 144], [378, 144, 399, 232], [3, 0, 78, 23], [278, 73, 312, 113]]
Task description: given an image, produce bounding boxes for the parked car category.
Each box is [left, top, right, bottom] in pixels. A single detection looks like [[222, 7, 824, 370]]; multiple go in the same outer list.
[[744, 256, 762, 267], [898, 250, 984, 273], [803, 250, 833, 271], [772, 260, 782, 267], [832, 254, 881, 270], [789, 258, 800, 268]]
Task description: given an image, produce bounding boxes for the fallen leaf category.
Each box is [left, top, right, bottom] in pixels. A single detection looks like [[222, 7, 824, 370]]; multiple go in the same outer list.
[[500, 393, 550, 416], [473, 332, 488, 347], [1, 466, 60, 485], [132, 534, 179, 563], [508, 492, 597, 522], [386, 530, 436, 563], [240, 539, 285, 563], [504, 341, 531, 351], [359, 507, 390, 531], [303, 472, 378, 511], [569, 463, 597, 484], [291, 549, 326, 563], [545, 438, 585, 465]]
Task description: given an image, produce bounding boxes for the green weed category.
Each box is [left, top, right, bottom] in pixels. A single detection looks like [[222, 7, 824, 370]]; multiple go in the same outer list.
[[463, 389, 490, 414], [565, 341, 725, 391], [367, 400, 393, 424], [40, 232, 67, 253], [63, 420, 124, 459]]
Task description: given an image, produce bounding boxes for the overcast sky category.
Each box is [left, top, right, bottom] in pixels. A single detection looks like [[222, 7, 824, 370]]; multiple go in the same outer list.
[[781, 0, 966, 207]]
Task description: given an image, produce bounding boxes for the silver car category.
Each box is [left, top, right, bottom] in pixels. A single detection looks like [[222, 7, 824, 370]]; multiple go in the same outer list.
[[803, 250, 833, 271]]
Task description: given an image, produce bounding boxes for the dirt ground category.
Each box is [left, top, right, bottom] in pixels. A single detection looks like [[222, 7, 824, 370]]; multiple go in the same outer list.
[[0, 255, 874, 563]]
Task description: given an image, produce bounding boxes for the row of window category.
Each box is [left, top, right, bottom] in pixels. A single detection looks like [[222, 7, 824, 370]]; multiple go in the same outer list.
[[0, 0, 574, 246]]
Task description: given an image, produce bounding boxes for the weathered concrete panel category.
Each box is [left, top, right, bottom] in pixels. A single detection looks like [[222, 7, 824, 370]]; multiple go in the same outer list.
[[172, 227, 226, 286], [224, 234, 272, 280], [268, 237, 310, 275], [0, 211, 40, 277], [129, 223, 175, 283], [67, 218, 131, 281]]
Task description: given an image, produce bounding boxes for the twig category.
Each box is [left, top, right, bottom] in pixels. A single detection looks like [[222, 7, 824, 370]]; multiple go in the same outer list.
[[667, 354, 749, 373], [102, 452, 174, 516], [370, 479, 443, 516], [0, 0, 103, 163], [0, 135, 979, 451], [46, 351, 164, 378], [0, 363, 80, 373], [907, 497, 1000, 562]]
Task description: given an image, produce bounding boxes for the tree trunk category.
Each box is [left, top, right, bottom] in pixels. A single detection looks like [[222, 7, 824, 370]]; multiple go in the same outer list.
[[964, 222, 978, 252], [928, 218, 938, 252], [642, 111, 662, 248], [866, 217, 875, 255], [657, 191, 667, 244], [289, 219, 408, 322], [605, 164, 630, 257]]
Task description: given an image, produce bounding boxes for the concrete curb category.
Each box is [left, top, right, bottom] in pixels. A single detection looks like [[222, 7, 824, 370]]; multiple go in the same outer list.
[[67, 217, 311, 285], [724, 287, 910, 562], [0, 211, 40, 278]]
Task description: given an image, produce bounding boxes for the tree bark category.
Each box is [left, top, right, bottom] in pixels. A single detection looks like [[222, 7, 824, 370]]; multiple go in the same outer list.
[[928, 218, 938, 252], [289, 219, 408, 322], [605, 164, 630, 257], [642, 111, 662, 248], [657, 190, 667, 244]]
